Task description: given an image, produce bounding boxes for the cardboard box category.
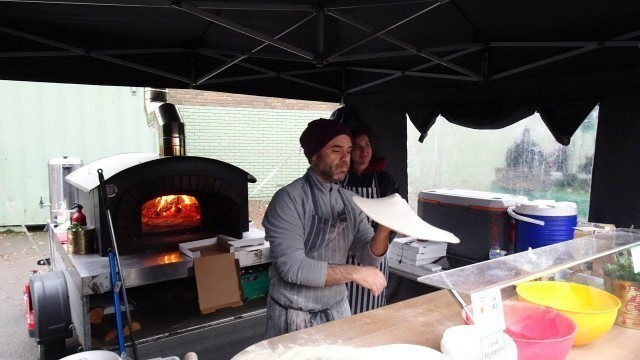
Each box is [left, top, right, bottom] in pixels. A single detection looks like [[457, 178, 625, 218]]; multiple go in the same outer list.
[[218, 234, 265, 252], [391, 237, 448, 256], [573, 222, 616, 239], [387, 251, 440, 266], [233, 242, 271, 267], [181, 237, 271, 267], [389, 237, 447, 266], [179, 237, 217, 258], [193, 244, 244, 314], [389, 245, 445, 262]]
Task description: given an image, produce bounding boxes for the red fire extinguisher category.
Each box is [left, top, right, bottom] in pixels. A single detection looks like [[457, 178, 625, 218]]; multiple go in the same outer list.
[[70, 203, 87, 226]]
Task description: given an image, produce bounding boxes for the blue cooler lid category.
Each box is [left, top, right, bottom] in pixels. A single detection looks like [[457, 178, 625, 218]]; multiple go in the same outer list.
[[513, 200, 577, 216], [418, 188, 528, 208]]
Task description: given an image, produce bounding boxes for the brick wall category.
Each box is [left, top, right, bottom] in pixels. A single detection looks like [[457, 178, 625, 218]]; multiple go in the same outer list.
[[170, 89, 338, 199], [169, 89, 337, 111]]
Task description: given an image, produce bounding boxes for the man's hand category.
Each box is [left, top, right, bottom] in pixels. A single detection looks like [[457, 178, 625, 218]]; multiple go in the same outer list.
[[325, 264, 387, 296], [352, 266, 387, 296]]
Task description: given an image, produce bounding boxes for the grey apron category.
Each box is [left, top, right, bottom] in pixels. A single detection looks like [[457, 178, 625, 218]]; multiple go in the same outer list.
[[265, 174, 353, 338], [343, 174, 388, 314]]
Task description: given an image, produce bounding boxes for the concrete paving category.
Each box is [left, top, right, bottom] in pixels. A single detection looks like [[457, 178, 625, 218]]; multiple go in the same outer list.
[[0, 228, 49, 360], [0, 228, 83, 360]]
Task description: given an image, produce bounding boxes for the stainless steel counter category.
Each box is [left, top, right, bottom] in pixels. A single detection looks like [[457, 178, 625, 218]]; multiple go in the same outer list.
[[55, 237, 194, 295]]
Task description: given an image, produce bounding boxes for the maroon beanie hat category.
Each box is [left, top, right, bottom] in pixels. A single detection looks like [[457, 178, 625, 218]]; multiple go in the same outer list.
[[300, 119, 352, 160]]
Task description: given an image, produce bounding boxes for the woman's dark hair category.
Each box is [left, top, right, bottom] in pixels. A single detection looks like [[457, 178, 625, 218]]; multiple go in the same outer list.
[[349, 126, 374, 147]]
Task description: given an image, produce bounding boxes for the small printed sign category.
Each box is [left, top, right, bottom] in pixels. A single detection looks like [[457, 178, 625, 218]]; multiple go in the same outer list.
[[630, 245, 640, 274], [470, 287, 509, 359], [470, 287, 506, 333]]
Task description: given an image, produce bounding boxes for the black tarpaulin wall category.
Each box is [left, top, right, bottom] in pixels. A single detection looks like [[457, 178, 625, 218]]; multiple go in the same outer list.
[[403, 71, 606, 145], [589, 81, 640, 228]]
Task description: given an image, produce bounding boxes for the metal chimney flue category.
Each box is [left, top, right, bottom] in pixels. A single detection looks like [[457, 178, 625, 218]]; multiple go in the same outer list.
[[156, 103, 186, 156], [144, 88, 186, 156]]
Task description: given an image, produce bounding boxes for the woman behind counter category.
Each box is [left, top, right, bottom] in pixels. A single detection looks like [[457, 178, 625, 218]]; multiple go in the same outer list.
[[340, 127, 400, 314]]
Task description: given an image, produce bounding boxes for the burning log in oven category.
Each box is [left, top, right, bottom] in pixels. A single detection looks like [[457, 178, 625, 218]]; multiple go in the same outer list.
[[141, 195, 202, 233]]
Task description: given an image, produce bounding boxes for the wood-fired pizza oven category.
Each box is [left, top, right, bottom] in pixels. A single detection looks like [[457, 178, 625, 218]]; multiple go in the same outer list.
[[68, 154, 256, 256]]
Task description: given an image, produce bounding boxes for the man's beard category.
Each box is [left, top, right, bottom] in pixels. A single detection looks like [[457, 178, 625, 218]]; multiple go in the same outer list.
[[317, 165, 347, 182], [312, 154, 349, 183]]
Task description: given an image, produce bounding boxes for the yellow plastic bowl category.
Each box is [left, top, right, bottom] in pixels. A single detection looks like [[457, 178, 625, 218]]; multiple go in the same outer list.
[[516, 281, 621, 346]]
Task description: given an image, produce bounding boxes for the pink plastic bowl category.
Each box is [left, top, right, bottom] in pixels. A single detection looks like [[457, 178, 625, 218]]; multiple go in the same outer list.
[[462, 301, 577, 360]]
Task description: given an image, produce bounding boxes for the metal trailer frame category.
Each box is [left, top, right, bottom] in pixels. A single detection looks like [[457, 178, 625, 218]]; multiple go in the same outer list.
[[32, 224, 268, 360]]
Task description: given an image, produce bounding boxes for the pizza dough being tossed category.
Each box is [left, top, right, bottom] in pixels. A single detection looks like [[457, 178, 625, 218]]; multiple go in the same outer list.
[[352, 193, 459, 243]]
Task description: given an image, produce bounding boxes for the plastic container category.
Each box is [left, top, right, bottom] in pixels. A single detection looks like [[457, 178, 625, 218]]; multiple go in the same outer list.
[[67, 225, 96, 254], [462, 301, 576, 360], [60, 350, 121, 360], [516, 281, 621, 346], [508, 200, 577, 253], [604, 276, 640, 329], [440, 324, 518, 360], [418, 189, 527, 261], [489, 242, 502, 259], [503, 301, 576, 360], [240, 265, 269, 300]]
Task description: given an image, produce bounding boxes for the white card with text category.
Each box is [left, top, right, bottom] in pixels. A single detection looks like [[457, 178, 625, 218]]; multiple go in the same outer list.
[[470, 287, 506, 333]]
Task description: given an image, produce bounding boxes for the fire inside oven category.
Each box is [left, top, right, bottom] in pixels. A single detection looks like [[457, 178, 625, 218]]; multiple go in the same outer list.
[[141, 194, 201, 234]]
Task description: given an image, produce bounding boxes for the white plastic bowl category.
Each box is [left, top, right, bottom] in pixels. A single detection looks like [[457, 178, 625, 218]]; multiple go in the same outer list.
[[441, 325, 518, 360], [60, 350, 122, 360]]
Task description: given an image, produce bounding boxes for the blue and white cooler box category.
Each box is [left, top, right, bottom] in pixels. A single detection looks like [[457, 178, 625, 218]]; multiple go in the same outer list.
[[507, 200, 578, 253]]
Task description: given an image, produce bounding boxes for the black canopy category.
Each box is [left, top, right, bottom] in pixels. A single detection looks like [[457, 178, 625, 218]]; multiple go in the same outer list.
[[2, 0, 640, 226]]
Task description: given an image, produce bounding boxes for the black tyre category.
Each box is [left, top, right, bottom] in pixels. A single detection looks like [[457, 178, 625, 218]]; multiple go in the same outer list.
[[38, 339, 66, 360]]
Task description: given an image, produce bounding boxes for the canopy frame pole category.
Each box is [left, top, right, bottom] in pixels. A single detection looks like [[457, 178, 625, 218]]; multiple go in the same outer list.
[[325, 2, 444, 60], [347, 46, 480, 94], [325, 6, 481, 80], [326, 0, 438, 11], [172, 0, 314, 60], [490, 29, 640, 80], [0, 25, 192, 84], [200, 52, 341, 94], [315, 8, 325, 66], [195, 13, 317, 84], [201, 67, 341, 84], [345, 66, 474, 81]]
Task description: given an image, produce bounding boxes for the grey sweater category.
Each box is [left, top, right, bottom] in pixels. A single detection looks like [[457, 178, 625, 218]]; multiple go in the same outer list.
[[263, 169, 382, 309]]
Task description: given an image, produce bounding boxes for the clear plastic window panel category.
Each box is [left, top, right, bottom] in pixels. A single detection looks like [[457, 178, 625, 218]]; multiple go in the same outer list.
[[418, 229, 640, 294]]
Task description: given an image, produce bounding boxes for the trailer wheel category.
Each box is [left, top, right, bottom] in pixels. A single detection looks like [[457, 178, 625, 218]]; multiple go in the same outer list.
[[38, 339, 66, 360]]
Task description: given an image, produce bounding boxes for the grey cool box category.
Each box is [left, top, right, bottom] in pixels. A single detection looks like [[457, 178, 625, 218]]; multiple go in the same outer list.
[[417, 189, 527, 262]]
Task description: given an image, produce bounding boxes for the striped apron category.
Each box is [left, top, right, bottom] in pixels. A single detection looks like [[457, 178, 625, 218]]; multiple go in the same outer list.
[[342, 174, 389, 314], [265, 175, 353, 338]]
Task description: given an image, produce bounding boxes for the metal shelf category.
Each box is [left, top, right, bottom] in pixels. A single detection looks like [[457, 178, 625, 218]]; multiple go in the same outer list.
[[417, 229, 640, 294]]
